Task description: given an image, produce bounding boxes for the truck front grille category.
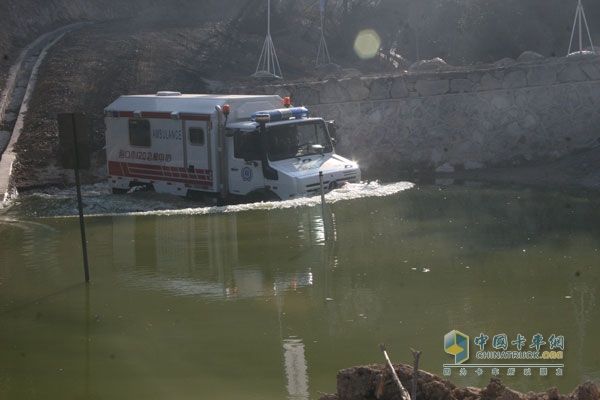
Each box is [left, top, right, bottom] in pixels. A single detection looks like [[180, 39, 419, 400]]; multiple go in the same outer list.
[[304, 174, 360, 195]]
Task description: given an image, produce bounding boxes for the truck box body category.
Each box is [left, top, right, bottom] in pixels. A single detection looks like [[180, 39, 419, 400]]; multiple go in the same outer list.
[[104, 92, 360, 201]]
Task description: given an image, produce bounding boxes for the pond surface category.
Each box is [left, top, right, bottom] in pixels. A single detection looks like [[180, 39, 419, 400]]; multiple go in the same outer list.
[[1, 182, 599, 399]]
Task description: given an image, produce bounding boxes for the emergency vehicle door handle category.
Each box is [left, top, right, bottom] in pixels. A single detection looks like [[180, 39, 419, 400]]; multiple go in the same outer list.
[[231, 168, 239, 171]]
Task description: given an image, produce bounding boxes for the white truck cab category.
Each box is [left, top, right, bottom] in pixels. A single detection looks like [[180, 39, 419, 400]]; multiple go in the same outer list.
[[104, 92, 360, 202]]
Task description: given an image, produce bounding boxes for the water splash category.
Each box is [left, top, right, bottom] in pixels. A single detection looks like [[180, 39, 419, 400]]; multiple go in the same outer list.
[[2, 181, 414, 219]]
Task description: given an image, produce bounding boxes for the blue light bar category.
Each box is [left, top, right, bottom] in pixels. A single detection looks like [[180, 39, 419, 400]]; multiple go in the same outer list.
[[251, 107, 309, 122]]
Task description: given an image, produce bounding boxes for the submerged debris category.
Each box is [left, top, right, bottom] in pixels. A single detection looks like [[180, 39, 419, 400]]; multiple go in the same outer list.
[[318, 363, 600, 400]]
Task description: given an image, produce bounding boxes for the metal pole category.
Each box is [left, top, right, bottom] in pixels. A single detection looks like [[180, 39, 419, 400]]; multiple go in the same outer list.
[[568, 5, 578, 54], [71, 114, 90, 283], [580, 1, 596, 53], [267, 0, 271, 36], [567, 0, 595, 55], [317, 5, 331, 66], [319, 171, 328, 241], [579, 1, 583, 52], [267, 0, 272, 73], [253, 0, 282, 78]]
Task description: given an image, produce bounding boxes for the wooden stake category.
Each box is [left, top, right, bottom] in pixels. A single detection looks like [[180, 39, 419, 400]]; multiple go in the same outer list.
[[379, 343, 410, 400], [411, 348, 422, 400], [376, 367, 386, 399]]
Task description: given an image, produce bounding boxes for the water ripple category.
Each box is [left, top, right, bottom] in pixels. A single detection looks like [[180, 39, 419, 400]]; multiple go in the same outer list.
[[3, 181, 414, 218]]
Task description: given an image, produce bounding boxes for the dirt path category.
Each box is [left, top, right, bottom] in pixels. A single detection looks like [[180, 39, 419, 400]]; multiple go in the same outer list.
[[0, 23, 91, 206]]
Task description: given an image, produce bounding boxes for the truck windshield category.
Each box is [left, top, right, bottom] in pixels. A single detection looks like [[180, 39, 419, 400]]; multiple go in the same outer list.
[[266, 120, 333, 161]]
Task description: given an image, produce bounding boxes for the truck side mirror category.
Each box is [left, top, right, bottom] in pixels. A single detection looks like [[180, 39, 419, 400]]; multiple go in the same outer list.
[[326, 120, 337, 138]]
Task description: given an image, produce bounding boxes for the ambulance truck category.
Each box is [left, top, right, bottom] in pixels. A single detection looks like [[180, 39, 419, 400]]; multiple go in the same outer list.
[[104, 92, 361, 202]]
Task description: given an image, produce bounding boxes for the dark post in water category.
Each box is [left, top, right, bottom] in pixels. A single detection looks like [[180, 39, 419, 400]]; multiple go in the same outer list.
[[58, 112, 91, 283], [319, 171, 328, 241]]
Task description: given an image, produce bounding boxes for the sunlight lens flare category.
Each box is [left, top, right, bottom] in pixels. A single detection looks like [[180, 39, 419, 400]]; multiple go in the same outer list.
[[354, 29, 381, 59]]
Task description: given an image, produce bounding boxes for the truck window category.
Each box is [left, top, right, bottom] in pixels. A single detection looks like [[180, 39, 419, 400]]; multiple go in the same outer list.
[[267, 124, 299, 161], [267, 121, 332, 161], [189, 127, 205, 146], [233, 130, 261, 161], [129, 119, 151, 147]]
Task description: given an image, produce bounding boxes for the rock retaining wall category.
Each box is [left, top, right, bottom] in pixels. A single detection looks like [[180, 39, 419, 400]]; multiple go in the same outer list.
[[235, 55, 600, 180]]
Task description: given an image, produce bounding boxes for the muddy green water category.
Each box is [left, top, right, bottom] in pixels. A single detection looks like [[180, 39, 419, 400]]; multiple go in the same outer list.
[[0, 183, 599, 399]]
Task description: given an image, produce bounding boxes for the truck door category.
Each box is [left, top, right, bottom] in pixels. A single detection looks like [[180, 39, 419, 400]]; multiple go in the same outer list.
[[227, 129, 265, 197], [184, 119, 214, 191]]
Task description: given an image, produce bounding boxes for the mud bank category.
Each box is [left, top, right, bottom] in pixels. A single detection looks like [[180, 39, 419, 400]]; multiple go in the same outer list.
[[318, 364, 600, 400]]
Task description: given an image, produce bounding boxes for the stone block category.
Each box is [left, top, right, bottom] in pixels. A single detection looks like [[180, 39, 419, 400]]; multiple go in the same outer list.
[[480, 72, 503, 90], [517, 51, 545, 62], [526, 64, 558, 86], [292, 86, 320, 106], [490, 93, 512, 110], [557, 62, 588, 83], [340, 77, 370, 102], [414, 79, 449, 96], [580, 62, 600, 80], [502, 70, 527, 89], [368, 77, 391, 100], [450, 78, 473, 93], [319, 79, 346, 104], [390, 77, 409, 98]]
